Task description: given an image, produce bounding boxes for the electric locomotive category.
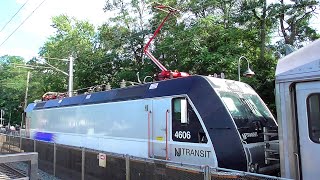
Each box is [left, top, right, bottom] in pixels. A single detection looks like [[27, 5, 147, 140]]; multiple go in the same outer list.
[[25, 75, 279, 173]]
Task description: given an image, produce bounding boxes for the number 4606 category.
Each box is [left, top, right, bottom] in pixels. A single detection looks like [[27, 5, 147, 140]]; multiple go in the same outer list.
[[174, 131, 191, 139]]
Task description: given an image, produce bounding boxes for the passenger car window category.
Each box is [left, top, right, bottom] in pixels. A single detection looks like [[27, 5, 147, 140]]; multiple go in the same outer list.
[[307, 94, 320, 143], [172, 98, 207, 143]]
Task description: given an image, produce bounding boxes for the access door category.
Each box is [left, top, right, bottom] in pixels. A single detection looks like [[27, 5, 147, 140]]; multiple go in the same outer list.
[[151, 98, 171, 160], [296, 81, 320, 180]]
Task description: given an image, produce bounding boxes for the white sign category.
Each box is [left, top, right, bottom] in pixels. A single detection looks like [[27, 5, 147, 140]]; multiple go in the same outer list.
[[149, 83, 159, 89], [98, 153, 107, 167], [85, 94, 91, 99]]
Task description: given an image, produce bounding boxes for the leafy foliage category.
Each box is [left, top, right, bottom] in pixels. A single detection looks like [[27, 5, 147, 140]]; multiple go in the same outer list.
[[0, 56, 27, 125], [0, 0, 319, 123]]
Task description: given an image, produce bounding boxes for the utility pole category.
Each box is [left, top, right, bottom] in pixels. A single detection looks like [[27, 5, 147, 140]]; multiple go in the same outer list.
[[0, 109, 4, 125], [68, 56, 74, 97], [21, 71, 30, 129], [9, 111, 11, 127], [24, 72, 30, 110]]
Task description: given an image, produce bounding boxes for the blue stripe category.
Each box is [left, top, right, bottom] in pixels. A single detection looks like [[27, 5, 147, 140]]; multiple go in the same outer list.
[[34, 132, 55, 142]]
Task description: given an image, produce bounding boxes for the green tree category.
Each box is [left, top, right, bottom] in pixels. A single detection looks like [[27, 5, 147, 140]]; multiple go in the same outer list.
[[101, 0, 157, 84], [39, 15, 104, 92], [276, 0, 319, 46], [0, 55, 28, 125], [29, 0, 319, 116]]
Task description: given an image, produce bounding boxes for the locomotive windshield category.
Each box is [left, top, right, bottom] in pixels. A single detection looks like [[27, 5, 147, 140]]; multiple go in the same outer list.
[[241, 94, 274, 121], [218, 91, 277, 143]]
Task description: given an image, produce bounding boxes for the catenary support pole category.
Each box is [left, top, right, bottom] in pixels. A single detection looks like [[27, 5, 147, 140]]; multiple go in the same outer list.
[[68, 56, 74, 97], [21, 71, 30, 129]]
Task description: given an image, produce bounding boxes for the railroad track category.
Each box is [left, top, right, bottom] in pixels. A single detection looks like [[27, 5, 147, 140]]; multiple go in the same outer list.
[[0, 163, 28, 180]]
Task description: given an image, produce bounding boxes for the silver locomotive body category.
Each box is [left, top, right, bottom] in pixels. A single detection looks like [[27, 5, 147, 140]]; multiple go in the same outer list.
[[26, 76, 278, 173]]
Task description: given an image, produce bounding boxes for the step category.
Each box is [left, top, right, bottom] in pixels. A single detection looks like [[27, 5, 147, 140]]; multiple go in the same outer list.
[[264, 129, 278, 132], [265, 149, 279, 153], [266, 157, 280, 161], [264, 140, 279, 144], [262, 132, 278, 136]]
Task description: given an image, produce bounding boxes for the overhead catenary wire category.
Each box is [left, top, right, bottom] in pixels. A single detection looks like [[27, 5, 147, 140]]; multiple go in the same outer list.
[[0, 0, 47, 48], [0, 0, 30, 33]]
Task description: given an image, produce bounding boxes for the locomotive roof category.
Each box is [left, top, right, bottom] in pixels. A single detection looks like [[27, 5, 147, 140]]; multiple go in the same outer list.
[[26, 75, 202, 111], [276, 39, 320, 82], [25, 75, 252, 111]]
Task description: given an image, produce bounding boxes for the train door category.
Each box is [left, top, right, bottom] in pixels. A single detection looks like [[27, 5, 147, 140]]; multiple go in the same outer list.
[[151, 98, 171, 159], [296, 81, 320, 180], [170, 97, 214, 166]]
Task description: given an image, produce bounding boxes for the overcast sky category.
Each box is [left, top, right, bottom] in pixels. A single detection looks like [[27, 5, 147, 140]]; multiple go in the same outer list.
[[0, 0, 319, 60]]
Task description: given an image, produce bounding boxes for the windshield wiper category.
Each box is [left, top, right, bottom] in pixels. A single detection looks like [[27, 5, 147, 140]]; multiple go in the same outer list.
[[241, 98, 269, 124], [239, 98, 255, 115]]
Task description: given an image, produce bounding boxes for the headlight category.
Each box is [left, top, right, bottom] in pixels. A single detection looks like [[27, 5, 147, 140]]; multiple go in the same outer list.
[[249, 163, 259, 173]]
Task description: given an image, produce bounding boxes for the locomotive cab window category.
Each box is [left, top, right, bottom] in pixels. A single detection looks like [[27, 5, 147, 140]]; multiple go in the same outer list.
[[173, 98, 188, 124], [307, 94, 320, 143], [172, 98, 207, 143]]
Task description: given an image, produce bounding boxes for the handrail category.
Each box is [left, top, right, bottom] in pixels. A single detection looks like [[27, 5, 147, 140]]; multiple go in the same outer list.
[[166, 109, 169, 160], [148, 110, 151, 157], [294, 152, 300, 180]]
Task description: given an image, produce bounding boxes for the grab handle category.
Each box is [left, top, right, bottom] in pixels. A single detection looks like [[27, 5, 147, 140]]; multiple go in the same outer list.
[[294, 152, 300, 180], [148, 111, 151, 157], [165, 109, 169, 160]]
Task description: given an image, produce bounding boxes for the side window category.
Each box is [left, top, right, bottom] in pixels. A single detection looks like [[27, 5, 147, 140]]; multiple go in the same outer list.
[[172, 98, 207, 143], [307, 94, 320, 143]]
